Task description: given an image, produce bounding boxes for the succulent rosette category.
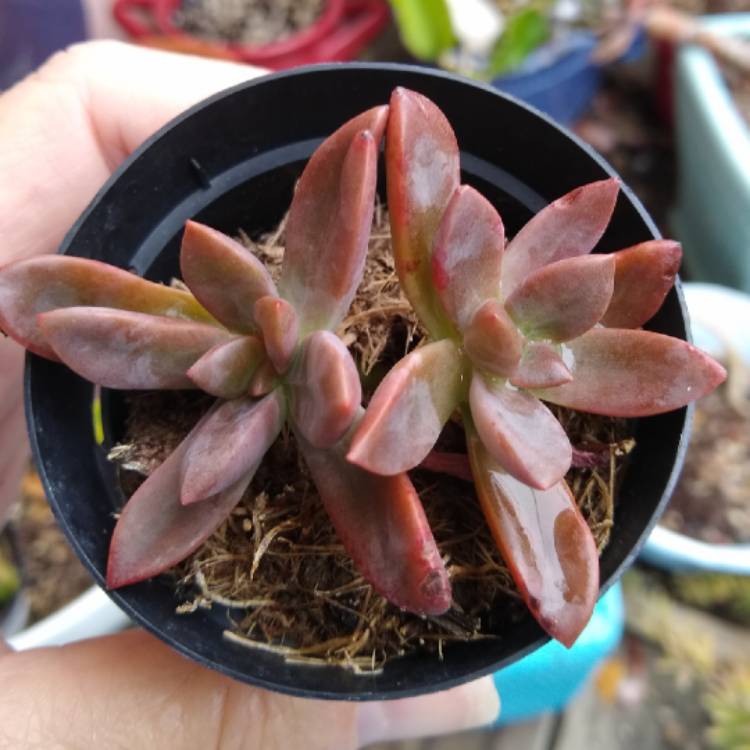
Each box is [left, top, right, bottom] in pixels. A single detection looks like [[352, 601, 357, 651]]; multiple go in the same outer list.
[[0, 103, 453, 617], [0, 87, 726, 650], [347, 88, 726, 646]]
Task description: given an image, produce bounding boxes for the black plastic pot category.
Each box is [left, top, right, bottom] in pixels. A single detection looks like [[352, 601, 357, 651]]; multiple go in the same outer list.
[[26, 63, 691, 700]]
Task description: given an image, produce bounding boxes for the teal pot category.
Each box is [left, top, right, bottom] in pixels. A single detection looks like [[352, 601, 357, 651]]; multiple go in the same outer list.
[[673, 14, 750, 292]]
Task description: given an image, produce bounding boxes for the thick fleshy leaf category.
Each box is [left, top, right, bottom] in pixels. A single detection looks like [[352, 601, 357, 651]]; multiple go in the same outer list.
[[289, 331, 361, 449], [348, 339, 466, 475], [601, 240, 682, 328], [470, 373, 572, 490], [280, 107, 387, 332], [0, 255, 216, 360], [181, 390, 284, 505], [502, 178, 620, 297], [187, 336, 265, 399], [536, 328, 727, 416], [253, 296, 299, 374], [298, 419, 451, 616], [510, 342, 572, 389], [431, 185, 505, 329], [248, 359, 278, 398], [180, 221, 277, 333], [107, 410, 253, 589], [505, 254, 615, 342], [386, 87, 460, 339], [467, 430, 599, 647], [37, 307, 233, 389], [463, 299, 523, 378]]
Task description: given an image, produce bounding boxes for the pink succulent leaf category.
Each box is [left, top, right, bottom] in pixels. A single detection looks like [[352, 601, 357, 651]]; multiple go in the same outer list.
[[601, 240, 682, 328], [37, 307, 233, 389], [248, 359, 278, 398], [571, 444, 612, 469], [348, 339, 466, 475], [505, 254, 616, 342], [107, 408, 254, 589], [180, 390, 285, 505], [536, 328, 727, 416], [280, 107, 387, 333], [431, 185, 505, 330], [386, 87, 460, 339], [467, 430, 599, 647], [180, 220, 277, 334], [298, 416, 452, 616], [419, 450, 474, 482], [288, 331, 361, 449], [510, 342, 572, 390], [0, 255, 216, 360], [186, 336, 266, 399], [253, 295, 299, 374], [469, 372, 572, 490], [463, 299, 523, 378], [501, 178, 620, 297]]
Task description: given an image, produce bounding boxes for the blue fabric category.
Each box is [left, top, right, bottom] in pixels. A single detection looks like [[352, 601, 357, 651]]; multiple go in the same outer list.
[[492, 582, 624, 725], [0, 0, 87, 89]]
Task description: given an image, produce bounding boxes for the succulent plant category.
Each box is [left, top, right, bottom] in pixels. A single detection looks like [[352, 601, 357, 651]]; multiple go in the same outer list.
[[0, 87, 727, 652], [347, 88, 727, 646], [0, 103, 453, 617]]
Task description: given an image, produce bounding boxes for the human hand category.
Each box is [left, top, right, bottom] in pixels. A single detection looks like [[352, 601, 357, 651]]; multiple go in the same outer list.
[[0, 41, 500, 748]]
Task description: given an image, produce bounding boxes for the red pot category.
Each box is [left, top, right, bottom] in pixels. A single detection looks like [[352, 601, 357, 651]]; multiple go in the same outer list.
[[113, 0, 389, 68]]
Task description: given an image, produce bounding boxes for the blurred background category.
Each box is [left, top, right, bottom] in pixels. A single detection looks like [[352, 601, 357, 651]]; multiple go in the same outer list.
[[1, 1, 749, 747]]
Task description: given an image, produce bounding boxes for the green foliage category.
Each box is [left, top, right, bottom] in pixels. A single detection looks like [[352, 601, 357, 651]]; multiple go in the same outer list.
[[705, 667, 750, 750], [0, 552, 20, 606], [488, 8, 550, 77], [388, 0, 457, 60], [674, 574, 750, 626]]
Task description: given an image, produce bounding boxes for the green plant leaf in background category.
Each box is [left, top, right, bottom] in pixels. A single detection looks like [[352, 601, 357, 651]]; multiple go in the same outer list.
[[705, 667, 750, 750], [488, 8, 550, 77], [0, 551, 20, 606], [389, 0, 457, 61]]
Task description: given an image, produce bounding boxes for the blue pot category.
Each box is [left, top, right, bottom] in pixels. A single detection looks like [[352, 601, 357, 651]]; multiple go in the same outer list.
[[493, 583, 624, 724], [492, 29, 646, 125]]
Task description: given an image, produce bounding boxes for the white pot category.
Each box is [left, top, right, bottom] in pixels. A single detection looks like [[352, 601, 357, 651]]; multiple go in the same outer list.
[[641, 283, 750, 574], [7, 586, 129, 650]]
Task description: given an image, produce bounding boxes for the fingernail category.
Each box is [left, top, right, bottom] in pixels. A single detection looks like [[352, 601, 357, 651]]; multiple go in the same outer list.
[[356, 675, 500, 747]]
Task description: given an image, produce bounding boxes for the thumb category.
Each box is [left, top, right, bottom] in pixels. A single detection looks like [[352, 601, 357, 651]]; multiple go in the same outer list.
[[0, 629, 499, 749]]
